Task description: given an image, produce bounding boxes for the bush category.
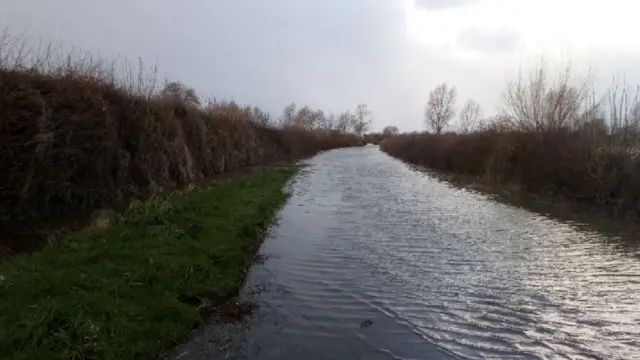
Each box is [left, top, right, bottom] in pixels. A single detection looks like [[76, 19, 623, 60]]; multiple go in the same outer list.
[[382, 59, 640, 218], [381, 128, 640, 216], [0, 33, 361, 228]]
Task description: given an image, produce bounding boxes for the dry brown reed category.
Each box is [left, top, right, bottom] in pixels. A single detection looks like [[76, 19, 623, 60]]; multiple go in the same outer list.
[[0, 32, 361, 228]]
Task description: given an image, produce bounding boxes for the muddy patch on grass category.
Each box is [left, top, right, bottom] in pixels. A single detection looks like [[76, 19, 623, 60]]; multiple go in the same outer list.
[[209, 300, 258, 324], [164, 226, 286, 360], [163, 298, 260, 360]]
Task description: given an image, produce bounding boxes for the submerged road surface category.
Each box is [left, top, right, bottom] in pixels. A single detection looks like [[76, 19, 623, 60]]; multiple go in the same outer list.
[[172, 146, 640, 360]]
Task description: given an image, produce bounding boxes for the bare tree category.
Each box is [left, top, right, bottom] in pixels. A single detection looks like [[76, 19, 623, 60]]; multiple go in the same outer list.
[[320, 113, 337, 130], [352, 104, 372, 137], [382, 125, 399, 137], [278, 103, 372, 134], [606, 76, 640, 148], [279, 103, 297, 128], [458, 99, 482, 133], [425, 83, 457, 134], [277, 104, 331, 130], [501, 59, 594, 134], [251, 106, 271, 126], [305, 108, 327, 130], [336, 111, 353, 133], [294, 105, 315, 129], [481, 114, 515, 132]]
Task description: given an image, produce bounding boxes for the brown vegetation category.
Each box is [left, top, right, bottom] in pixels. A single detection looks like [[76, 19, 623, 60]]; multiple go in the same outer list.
[[362, 126, 400, 145], [0, 33, 363, 230], [382, 61, 640, 218]]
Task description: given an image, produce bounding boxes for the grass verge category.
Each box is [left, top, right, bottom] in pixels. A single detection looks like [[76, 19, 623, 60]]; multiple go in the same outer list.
[[0, 168, 297, 360]]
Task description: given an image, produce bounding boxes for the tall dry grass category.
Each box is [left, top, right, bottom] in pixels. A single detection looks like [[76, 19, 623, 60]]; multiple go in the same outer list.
[[0, 32, 361, 228], [382, 61, 640, 218]]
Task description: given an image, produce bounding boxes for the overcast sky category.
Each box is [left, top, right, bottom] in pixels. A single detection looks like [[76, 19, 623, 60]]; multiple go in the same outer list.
[[2, 0, 640, 131]]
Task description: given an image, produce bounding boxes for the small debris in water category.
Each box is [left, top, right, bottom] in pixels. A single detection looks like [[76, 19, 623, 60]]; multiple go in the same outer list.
[[360, 319, 373, 328], [247, 283, 268, 296], [253, 253, 267, 265], [175, 350, 189, 359]]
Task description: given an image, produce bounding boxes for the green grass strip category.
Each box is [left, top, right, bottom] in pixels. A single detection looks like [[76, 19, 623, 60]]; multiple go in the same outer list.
[[0, 168, 297, 360]]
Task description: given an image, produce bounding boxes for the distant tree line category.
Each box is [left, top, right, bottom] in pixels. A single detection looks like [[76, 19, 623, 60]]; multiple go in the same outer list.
[[158, 80, 374, 138], [278, 103, 372, 136], [382, 59, 640, 219], [363, 125, 400, 144]]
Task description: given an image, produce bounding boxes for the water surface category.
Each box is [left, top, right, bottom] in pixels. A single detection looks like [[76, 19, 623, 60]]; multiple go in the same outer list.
[[174, 147, 640, 360]]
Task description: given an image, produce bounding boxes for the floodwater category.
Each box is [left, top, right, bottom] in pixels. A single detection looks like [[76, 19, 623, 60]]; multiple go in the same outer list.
[[172, 146, 640, 360]]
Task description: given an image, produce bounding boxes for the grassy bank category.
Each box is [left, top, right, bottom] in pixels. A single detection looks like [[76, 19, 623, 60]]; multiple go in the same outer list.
[[0, 168, 296, 360]]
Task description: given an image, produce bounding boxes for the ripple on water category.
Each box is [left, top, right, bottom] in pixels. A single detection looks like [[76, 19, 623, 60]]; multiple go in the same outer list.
[[179, 147, 640, 360]]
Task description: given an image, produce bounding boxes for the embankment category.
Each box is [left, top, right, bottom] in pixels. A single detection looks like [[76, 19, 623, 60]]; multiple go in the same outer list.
[[0, 68, 359, 231], [0, 34, 360, 358], [381, 130, 640, 218], [0, 168, 297, 360]]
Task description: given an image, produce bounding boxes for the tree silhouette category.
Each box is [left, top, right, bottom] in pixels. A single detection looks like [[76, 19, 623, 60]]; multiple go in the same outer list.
[[425, 83, 457, 134]]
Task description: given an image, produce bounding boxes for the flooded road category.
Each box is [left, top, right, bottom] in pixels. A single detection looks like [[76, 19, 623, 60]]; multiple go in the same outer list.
[[174, 146, 640, 360]]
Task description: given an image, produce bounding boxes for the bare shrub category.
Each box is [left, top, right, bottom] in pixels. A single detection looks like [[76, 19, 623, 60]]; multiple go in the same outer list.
[[0, 30, 160, 98], [481, 115, 516, 132], [605, 75, 640, 149], [382, 126, 399, 137], [380, 128, 640, 216], [336, 111, 353, 133], [278, 103, 332, 131], [0, 31, 361, 228], [382, 60, 640, 218], [502, 59, 595, 134], [160, 81, 200, 105], [458, 99, 482, 134]]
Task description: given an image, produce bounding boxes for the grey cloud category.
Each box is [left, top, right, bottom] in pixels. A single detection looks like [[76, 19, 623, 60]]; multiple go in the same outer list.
[[458, 27, 520, 53], [3, 0, 635, 132], [0, 0, 422, 130]]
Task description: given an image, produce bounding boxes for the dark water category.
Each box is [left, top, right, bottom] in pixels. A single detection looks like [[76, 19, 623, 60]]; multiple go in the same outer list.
[[173, 146, 640, 360]]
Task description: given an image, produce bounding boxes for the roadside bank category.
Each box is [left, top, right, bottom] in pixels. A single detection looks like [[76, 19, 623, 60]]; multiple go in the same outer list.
[[0, 168, 297, 360]]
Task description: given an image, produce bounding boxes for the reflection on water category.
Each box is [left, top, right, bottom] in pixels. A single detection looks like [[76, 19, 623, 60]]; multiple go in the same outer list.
[[176, 147, 640, 360]]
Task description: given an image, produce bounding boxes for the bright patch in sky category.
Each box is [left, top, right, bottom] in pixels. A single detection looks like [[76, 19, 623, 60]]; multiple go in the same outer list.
[[406, 0, 640, 60]]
